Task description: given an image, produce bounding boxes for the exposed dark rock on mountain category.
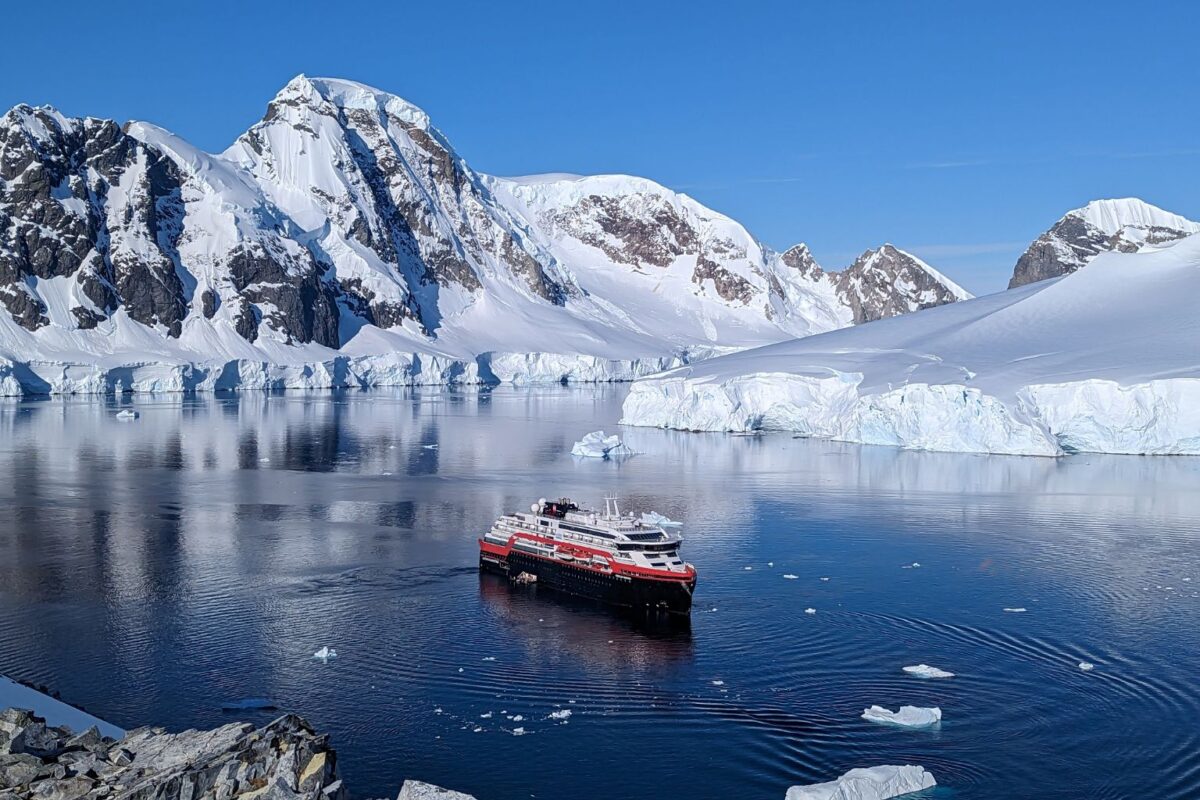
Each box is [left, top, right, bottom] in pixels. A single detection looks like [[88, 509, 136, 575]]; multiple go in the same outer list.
[[1009, 198, 1200, 288], [780, 243, 970, 324]]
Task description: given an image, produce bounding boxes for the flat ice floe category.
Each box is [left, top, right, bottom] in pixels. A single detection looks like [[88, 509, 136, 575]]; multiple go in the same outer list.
[[621, 236, 1200, 456], [570, 430, 635, 459], [861, 705, 942, 727], [785, 764, 937, 800], [902, 664, 955, 679]]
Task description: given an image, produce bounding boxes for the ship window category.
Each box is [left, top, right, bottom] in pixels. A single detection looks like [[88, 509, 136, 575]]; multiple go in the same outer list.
[[625, 532, 665, 542], [559, 522, 615, 539]]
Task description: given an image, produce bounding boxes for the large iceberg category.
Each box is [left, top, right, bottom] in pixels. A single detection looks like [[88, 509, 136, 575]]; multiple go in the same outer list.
[[622, 235, 1200, 456], [571, 430, 635, 459], [861, 705, 942, 728], [785, 765, 937, 800]]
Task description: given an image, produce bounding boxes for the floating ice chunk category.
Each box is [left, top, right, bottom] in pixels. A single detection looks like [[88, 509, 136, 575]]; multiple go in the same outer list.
[[115, 409, 139, 420], [509, 714, 524, 722], [570, 430, 635, 459], [511, 727, 527, 736], [220, 698, 278, 711], [903, 664, 955, 679], [1078, 661, 1095, 671], [1003, 607, 1027, 613], [783, 574, 799, 580], [547, 709, 572, 720], [433, 707, 443, 714], [768, 561, 775, 567], [640, 511, 682, 527], [901, 562, 921, 569], [744, 566, 753, 571], [482, 656, 496, 661], [423, 444, 438, 449], [862, 705, 941, 728], [785, 764, 937, 800], [804, 608, 817, 615], [711, 680, 725, 686], [480, 712, 493, 719], [313, 646, 337, 661], [820, 577, 830, 582]]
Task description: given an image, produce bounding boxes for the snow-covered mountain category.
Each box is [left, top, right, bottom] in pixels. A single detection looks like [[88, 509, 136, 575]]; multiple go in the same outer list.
[[782, 243, 971, 324], [622, 233, 1200, 456], [0, 76, 969, 394], [1009, 198, 1200, 288]]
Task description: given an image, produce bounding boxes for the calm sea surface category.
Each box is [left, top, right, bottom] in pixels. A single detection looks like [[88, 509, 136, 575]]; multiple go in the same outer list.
[[1, 388, 1197, 799]]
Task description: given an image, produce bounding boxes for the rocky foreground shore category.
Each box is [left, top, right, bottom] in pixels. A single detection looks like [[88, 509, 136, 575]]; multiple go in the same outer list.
[[0, 708, 473, 800]]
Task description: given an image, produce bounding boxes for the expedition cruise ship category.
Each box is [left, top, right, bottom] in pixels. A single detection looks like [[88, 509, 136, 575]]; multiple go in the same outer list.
[[479, 497, 697, 614]]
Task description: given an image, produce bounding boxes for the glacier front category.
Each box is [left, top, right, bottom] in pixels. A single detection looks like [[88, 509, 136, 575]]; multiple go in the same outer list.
[[621, 234, 1200, 457]]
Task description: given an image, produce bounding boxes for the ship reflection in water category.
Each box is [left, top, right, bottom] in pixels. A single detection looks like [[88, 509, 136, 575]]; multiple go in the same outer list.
[[477, 571, 693, 669]]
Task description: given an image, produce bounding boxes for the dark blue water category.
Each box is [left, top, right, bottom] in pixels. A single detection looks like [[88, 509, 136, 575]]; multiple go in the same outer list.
[[1, 388, 1198, 799]]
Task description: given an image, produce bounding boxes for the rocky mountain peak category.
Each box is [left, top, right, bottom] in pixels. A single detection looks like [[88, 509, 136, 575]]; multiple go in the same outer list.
[[1009, 198, 1200, 288], [834, 244, 970, 324], [780, 243, 824, 279], [0, 77, 974, 392]]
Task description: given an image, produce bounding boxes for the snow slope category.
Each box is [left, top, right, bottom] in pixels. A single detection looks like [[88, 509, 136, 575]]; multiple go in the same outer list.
[[622, 234, 1200, 456]]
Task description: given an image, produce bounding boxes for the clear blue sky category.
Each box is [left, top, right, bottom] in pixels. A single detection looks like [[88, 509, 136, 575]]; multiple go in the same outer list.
[[4, 0, 1197, 293]]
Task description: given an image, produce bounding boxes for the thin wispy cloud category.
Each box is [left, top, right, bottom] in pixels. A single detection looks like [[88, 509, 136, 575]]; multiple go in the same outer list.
[[671, 176, 812, 191], [903, 159, 992, 170], [1097, 147, 1200, 160]]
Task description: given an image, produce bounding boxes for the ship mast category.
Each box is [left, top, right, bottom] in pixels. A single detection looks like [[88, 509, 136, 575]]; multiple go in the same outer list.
[[603, 493, 621, 519]]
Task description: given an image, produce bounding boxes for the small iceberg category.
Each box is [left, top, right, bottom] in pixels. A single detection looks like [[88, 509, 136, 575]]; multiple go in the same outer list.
[[786, 765, 937, 800], [511, 727, 527, 736], [313, 646, 337, 661], [1078, 661, 1095, 671], [804, 608, 817, 614], [1003, 607, 1027, 613], [862, 705, 942, 728], [570, 430, 635, 459], [220, 698, 279, 712], [783, 574, 799, 580], [903, 664, 955, 679], [547, 709, 572, 720], [115, 409, 139, 420], [639, 511, 682, 527]]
